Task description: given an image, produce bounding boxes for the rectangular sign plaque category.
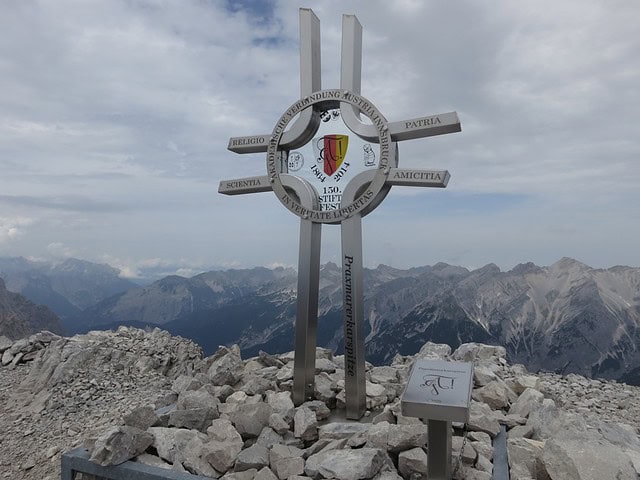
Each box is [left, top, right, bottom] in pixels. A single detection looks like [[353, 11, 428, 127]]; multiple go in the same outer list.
[[401, 359, 473, 423]]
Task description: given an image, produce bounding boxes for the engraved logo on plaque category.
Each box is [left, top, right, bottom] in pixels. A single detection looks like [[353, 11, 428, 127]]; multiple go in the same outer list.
[[421, 374, 457, 396]]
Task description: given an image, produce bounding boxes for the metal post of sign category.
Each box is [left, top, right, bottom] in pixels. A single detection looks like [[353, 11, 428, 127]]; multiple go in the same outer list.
[[282, 175, 322, 405], [428, 419, 453, 479], [219, 8, 462, 418], [401, 359, 474, 480]]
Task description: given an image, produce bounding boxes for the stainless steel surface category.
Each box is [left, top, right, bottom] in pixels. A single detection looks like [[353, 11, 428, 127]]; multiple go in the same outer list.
[[428, 419, 452, 480], [280, 175, 322, 406], [218, 175, 272, 195], [339, 171, 374, 420], [219, 9, 463, 420], [341, 213, 365, 419], [386, 169, 450, 188], [401, 359, 473, 423], [228, 9, 321, 154], [389, 111, 461, 141], [267, 90, 393, 224]]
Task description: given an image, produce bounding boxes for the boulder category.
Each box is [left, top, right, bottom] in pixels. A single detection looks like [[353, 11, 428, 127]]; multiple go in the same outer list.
[[177, 389, 219, 411], [472, 380, 512, 410], [169, 407, 218, 432], [202, 418, 244, 473], [123, 405, 159, 430], [318, 422, 369, 440], [416, 342, 451, 360], [467, 402, 501, 438], [452, 343, 506, 364], [235, 444, 270, 472], [507, 437, 545, 479], [208, 345, 243, 386], [269, 444, 305, 480], [89, 426, 154, 466], [509, 387, 544, 418], [397, 447, 428, 478], [266, 391, 295, 422], [229, 403, 273, 439], [305, 448, 385, 480], [543, 438, 636, 480], [294, 406, 318, 442]]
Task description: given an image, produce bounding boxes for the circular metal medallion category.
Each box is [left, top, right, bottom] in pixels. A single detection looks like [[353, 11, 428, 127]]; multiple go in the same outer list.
[[266, 89, 394, 223]]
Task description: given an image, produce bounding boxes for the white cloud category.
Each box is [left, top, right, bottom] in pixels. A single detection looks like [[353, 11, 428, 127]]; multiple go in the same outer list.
[[0, 217, 33, 243], [0, 0, 638, 269]]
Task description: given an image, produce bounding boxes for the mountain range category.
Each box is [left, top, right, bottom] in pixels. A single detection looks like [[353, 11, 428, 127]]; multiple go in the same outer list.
[[1, 256, 639, 385]]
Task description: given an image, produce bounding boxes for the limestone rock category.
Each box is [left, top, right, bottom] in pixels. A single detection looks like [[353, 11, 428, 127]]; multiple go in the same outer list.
[[305, 448, 385, 480], [123, 405, 159, 430], [513, 375, 541, 394], [452, 435, 477, 465], [229, 403, 273, 439], [269, 413, 290, 435], [235, 444, 270, 472], [169, 407, 218, 432], [507, 437, 545, 479], [365, 421, 429, 453], [543, 437, 636, 480], [416, 342, 451, 360], [266, 391, 295, 422], [172, 374, 202, 394], [509, 387, 544, 418], [294, 406, 318, 442], [149, 427, 206, 464], [397, 447, 428, 478], [468, 401, 501, 438], [370, 366, 398, 384], [208, 345, 243, 386], [269, 444, 305, 480], [221, 469, 257, 479], [301, 400, 330, 421], [256, 427, 284, 449], [452, 343, 506, 364], [318, 422, 369, 440], [204, 418, 244, 473], [472, 380, 512, 410], [89, 426, 153, 466], [0, 335, 13, 353], [177, 389, 218, 411], [473, 365, 498, 386]]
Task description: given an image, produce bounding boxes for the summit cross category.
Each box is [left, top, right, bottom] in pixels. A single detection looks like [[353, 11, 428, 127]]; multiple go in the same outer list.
[[219, 8, 461, 419]]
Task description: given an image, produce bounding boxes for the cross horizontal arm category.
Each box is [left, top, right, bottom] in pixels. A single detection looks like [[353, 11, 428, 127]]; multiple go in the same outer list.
[[218, 175, 272, 195], [389, 112, 460, 141], [386, 169, 450, 188], [227, 135, 271, 154]]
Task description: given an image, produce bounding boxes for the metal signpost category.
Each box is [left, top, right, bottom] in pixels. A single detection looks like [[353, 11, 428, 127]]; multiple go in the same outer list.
[[401, 359, 474, 479], [219, 9, 461, 419]]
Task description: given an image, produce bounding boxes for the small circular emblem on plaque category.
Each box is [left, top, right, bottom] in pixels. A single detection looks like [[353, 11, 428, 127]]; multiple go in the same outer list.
[[287, 152, 304, 172], [266, 89, 394, 223]]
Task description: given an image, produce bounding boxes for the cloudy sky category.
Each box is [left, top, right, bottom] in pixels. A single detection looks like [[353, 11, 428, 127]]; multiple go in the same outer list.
[[1, 0, 638, 279]]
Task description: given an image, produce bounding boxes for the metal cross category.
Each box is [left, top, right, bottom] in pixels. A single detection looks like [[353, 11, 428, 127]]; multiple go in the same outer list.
[[219, 9, 461, 419]]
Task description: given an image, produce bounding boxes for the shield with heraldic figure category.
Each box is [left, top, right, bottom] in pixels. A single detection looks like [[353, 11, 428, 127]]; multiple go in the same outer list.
[[313, 134, 349, 176]]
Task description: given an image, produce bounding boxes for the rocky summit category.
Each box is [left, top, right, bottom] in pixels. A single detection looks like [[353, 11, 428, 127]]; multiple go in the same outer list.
[[2, 328, 640, 480]]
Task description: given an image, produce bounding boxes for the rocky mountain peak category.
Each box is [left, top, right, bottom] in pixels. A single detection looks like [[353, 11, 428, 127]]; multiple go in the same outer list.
[[473, 263, 501, 275], [549, 256, 591, 273], [0, 278, 64, 340], [509, 262, 542, 275], [2, 329, 639, 479]]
